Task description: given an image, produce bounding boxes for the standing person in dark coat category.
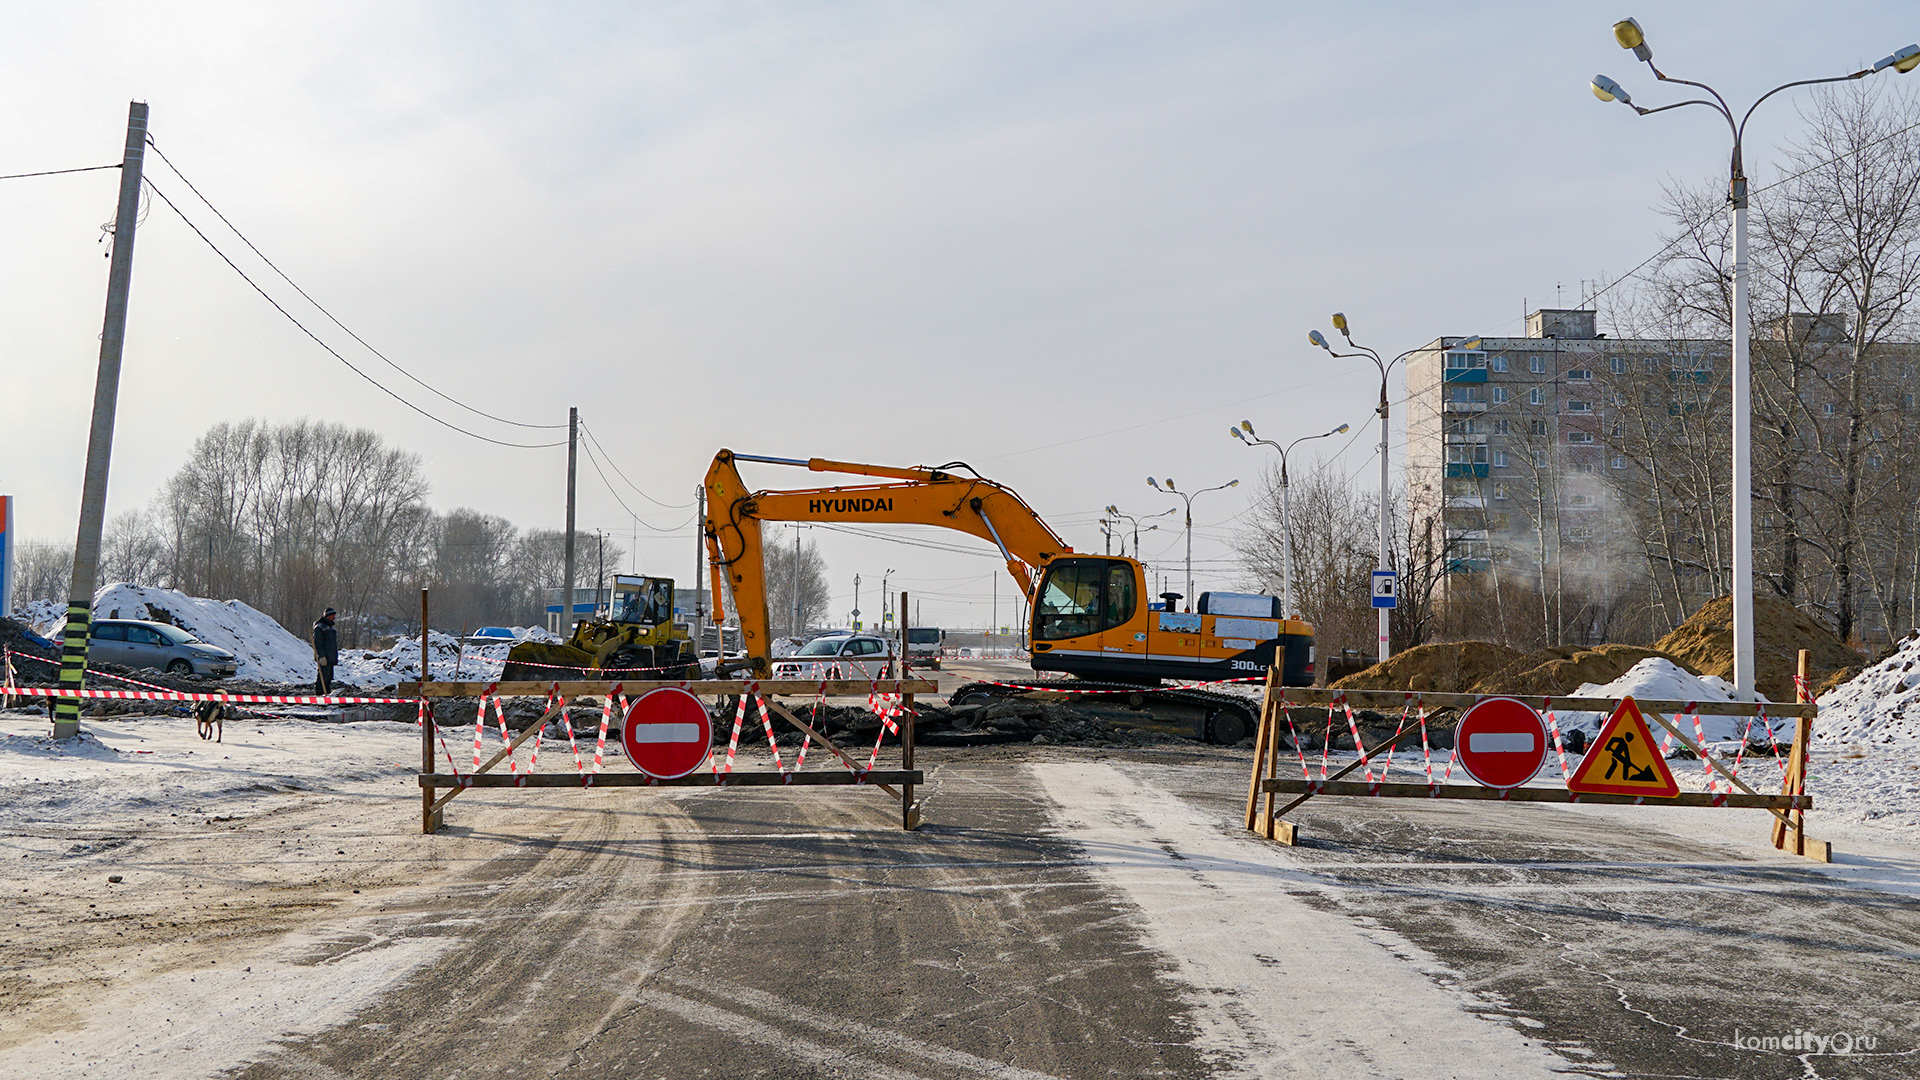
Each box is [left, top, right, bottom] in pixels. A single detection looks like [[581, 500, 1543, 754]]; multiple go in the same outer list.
[[313, 607, 340, 695]]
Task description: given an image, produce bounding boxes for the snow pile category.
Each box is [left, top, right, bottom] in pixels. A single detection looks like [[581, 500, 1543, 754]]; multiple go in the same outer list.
[[1811, 630, 1920, 747], [30, 584, 319, 684], [13, 599, 64, 634], [1559, 658, 1788, 744], [335, 631, 517, 687]]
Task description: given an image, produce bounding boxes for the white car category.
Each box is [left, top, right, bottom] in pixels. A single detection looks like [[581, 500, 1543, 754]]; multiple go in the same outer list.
[[770, 634, 897, 680]]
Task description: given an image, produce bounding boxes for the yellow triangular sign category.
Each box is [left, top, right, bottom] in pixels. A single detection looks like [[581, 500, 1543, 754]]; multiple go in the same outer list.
[[1567, 696, 1680, 798]]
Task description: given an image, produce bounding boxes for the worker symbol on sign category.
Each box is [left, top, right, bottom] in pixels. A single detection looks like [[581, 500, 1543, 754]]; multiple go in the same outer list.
[[1603, 730, 1658, 784], [1568, 695, 1680, 798]]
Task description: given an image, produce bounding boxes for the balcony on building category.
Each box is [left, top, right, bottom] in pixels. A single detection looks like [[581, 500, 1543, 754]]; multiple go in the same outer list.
[[1445, 463, 1490, 478], [1446, 557, 1492, 574]]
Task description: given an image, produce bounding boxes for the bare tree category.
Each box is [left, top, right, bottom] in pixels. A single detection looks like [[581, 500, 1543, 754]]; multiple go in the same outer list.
[[763, 533, 830, 637]]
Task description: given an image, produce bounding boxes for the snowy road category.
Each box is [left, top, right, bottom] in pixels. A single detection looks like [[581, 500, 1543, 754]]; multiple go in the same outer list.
[[3, 715, 1917, 1078]]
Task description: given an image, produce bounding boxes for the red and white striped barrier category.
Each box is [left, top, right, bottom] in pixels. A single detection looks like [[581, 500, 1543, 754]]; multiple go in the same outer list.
[[0, 684, 417, 705]]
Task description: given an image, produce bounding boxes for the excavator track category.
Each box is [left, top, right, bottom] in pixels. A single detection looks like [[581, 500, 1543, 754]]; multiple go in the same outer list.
[[945, 679, 1260, 745]]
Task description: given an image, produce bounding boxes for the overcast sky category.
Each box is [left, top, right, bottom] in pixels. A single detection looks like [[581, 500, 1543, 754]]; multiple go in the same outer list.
[[5, 2, 1916, 628]]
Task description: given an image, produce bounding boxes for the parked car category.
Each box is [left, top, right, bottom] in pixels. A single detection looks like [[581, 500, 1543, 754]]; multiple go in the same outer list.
[[770, 634, 896, 680], [89, 620, 239, 678]]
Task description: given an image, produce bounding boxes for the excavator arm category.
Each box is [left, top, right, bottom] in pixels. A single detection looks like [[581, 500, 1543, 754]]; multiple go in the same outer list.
[[703, 449, 1074, 672]]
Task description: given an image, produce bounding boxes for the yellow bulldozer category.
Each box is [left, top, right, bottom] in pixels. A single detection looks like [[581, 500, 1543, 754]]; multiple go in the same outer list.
[[502, 574, 698, 681]]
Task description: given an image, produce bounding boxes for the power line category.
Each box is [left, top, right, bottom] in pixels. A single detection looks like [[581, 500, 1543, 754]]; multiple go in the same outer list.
[[575, 438, 694, 531], [144, 140, 566, 432], [577, 419, 694, 509], [0, 164, 119, 181], [143, 176, 566, 450]]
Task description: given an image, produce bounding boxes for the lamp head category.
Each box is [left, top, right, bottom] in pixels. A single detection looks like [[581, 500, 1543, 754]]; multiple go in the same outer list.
[[1230, 427, 1245, 441], [1331, 311, 1350, 337], [1105, 504, 1118, 514], [1334, 423, 1350, 434], [1591, 74, 1632, 106], [1228, 479, 1240, 488], [1147, 477, 1159, 490], [1240, 419, 1255, 434], [1613, 18, 1651, 62], [1458, 337, 1483, 350], [1308, 329, 1331, 351], [1874, 44, 1920, 74]]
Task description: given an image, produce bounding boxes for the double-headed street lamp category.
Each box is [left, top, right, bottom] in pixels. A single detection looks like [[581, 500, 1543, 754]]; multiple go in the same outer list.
[[1146, 477, 1238, 612], [1103, 504, 1173, 559], [1311, 317, 1481, 663], [1592, 18, 1918, 699], [1231, 420, 1349, 620]]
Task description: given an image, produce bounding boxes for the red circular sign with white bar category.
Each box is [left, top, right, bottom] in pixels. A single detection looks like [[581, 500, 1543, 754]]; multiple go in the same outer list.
[[1454, 696, 1549, 789], [621, 687, 713, 779]]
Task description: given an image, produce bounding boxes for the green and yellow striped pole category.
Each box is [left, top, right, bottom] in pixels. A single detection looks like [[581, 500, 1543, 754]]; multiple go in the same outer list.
[[52, 102, 148, 740]]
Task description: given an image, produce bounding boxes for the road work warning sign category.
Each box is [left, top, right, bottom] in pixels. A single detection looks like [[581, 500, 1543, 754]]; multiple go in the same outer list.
[[1567, 696, 1680, 798]]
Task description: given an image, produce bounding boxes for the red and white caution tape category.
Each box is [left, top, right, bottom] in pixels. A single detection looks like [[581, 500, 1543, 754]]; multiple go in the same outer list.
[[0, 684, 416, 704]]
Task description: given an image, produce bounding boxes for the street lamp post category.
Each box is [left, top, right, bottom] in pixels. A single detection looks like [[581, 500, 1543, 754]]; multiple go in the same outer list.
[[1231, 421, 1350, 618], [1592, 19, 1918, 698], [1103, 505, 1172, 560], [1146, 478, 1239, 611], [1310, 319, 1481, 663]]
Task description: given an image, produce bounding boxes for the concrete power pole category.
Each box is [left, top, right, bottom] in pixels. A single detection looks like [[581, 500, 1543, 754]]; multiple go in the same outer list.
[[563, 406, 577, 633], [53, 102, 149, 740], [692, 482, 705, 653]]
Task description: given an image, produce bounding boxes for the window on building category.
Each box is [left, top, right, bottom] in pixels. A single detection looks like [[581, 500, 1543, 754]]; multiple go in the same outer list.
[[1493, 450, 1509, 468], [1487, 512, 1510, 531], [1611, 422, 1624, 437], [1446, 352, 1482, 369], [1567, 400, 1591, 413], [1645, 357, 1660, 374], [1531, 419, 1549, 436], [1610, 356, 1627, 374], [1569, 494, 1592, 506], [1567, 527, 1594, 542], [1533, 451, 1549, 467], [1465, 418, 1480, 434], [1568, 368, 1593, 381], [1491, 355, 1508, 372], [1446, 444, 1490, 465], [1823, 402, 1837, 415], [1568, 431, 1594, 444], [1491, 386, 1508, 404], [1495, 419, 1510, 434], [1612, 455, 1627, 469], [1494, 483, 1510, 501], [1529, 387, 1544, 406], [1444, 478, 1481, 497], [1529, 355, 1546, 374], [1572, 461, 1595, 474]]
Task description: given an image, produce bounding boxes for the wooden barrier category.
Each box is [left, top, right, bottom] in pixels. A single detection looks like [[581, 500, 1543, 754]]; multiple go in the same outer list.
[[405, 589, 933, 834], [1244, 652, 1831, 862]]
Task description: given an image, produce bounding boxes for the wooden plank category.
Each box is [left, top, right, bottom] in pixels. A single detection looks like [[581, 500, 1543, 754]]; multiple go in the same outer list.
[[419, 589, 438, 834], [428, 696, 565, 814], [1261, 688, 1815, 718], [1640, 709, 1800, 833], [1259, 778, 1813, 809], [419, 771, 924, 788], [1244, 667, 1278, 831], [403, 679, 939, 697], [761, 699, 902, 800]]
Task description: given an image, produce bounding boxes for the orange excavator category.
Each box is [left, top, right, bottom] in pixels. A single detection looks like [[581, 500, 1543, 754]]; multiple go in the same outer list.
[[702, 449, 1314, 744]]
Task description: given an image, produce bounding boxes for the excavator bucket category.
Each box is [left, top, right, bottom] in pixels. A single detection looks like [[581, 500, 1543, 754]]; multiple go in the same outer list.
[[501, 639, 596, 682]]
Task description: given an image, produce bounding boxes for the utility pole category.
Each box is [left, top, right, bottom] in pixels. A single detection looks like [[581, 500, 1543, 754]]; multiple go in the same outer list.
[[53, 101, 149, 740], [596, 529, 605, 618], [692, 483, 705, 654], [563, 407, 577, 634]]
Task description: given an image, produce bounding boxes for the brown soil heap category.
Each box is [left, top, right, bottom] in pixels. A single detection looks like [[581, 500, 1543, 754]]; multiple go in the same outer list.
[[1467, 643, 1696, 697], [1652, 594, 1863, 702], [1329, 640, 1524, 693]]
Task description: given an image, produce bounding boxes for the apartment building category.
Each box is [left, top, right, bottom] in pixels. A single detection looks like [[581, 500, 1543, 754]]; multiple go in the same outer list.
[[1405, 309, 1725, 594]]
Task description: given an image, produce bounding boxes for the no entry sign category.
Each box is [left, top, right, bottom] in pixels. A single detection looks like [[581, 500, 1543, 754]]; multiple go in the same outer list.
[[621, 687, 713, 779], [1455, 697, 1548, 789]]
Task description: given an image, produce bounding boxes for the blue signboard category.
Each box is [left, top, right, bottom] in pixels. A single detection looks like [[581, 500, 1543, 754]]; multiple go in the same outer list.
[[1371, 569, 1398, 609]]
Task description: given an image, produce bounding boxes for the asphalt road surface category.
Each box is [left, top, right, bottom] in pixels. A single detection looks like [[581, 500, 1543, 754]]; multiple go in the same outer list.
[[6, 695, 1916, 1078]]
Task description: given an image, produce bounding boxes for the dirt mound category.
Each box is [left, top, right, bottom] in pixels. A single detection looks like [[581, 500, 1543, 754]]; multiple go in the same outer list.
[[1468, 644, 1697, 698], [1329, 640, 1524, 693], [1, 616, 58, 667], [1653, 595, 1863, 702]]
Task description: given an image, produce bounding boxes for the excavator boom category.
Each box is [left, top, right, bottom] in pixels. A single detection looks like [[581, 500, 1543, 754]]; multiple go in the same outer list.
[[703, 449, 1072, 670]]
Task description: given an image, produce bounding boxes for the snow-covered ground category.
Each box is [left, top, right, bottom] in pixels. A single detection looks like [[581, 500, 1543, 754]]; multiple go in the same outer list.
[[1558, 657, 1784, 744]]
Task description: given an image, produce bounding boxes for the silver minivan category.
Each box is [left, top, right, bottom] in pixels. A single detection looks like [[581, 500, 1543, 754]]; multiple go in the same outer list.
[[90, 620, 239, 678]]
